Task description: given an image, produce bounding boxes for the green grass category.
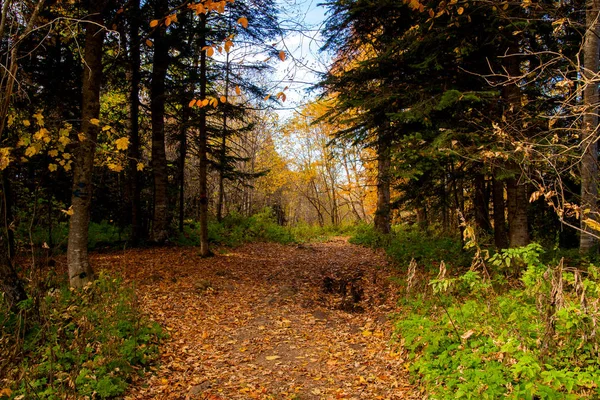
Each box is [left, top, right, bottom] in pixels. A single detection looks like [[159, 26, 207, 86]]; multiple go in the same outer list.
[[0, 272, 163, 399]]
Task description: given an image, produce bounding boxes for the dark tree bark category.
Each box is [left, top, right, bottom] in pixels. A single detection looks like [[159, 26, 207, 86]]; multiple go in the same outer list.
[[216, 50, 230, 223], [198, 12, 211, 256], [0, 234, 26, 310], [502, 47, 529, 249], [507, 176, 530, 247], [178, 105, 190, 233], [580, 0, 600, 253], [67, 1, 106, 288], [374, 134, 391, 234], [150, 0, 170, 243], [473, 171, 492, 232], [492, 173, 509, 249], [128, 0, 142, 245]]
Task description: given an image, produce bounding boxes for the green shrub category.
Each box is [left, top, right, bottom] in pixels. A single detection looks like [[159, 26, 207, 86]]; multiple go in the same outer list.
[[0, 272, 163, 399], [395, 245, 600, 399], [15, 220, 129, 252], [350, 224, 472, 271], [174, 208, 296, 247]]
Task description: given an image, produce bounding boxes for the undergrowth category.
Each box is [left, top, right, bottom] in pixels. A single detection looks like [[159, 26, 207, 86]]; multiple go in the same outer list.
[[351, 224, 600, 398], [175, 208, 353, 247], [0, 272, 163, 399], [350, 224, 473, 271]]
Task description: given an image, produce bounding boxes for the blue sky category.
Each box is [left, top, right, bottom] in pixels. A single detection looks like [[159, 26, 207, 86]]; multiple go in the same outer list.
[[272, 0, 331, 119]]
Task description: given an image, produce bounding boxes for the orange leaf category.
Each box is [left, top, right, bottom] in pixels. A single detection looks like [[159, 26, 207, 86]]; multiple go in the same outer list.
[[150, 19, 159, 28], [145, 39, 153, 47], [189, 99, 197, 108], [237, 17, 248, 28], [220, 96, 227, 103], [235, 86, 241, 95], [224, 40, 233, 53], [165, 16, 172, 26], [204, 46, 214, 57], [264, 94, 271, 101], [278, 51, 286, 61]]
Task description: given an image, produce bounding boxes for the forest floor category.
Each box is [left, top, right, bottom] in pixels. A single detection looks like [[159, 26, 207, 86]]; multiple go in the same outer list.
[[93, 238, 419, 399]]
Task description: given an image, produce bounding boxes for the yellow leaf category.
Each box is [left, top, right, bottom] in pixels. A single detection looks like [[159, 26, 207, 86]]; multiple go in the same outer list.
[[278, 50, 286, 61], [59, 136, 70, 146], [78, 133, 86, 142], [64, 161, 72, 171], [108, 163, 123, 172], [102, 125, 111, 131], [0, 388, 13, 397], [220, 95, 227, 103], [48, 163, 58, 172], [189, 99, 197, 108], [33, 112, 44, 125], [90, 118, 100, 126], [457, 6, 464, 14], [63, 153, 71, 160], [62, 206, 74, 216], [238, 16, 248, 28], [23, 119, 31, 127], [235, 86, 241, 95], [137, 162, 144, 171], [362, 330, 372, 336], [25, 146, 38, 157], [150, 19, 159, 28], [48, 149, 59, 158], [265, 355, 280, 361], [0, 148, 11, 171], [146, 39, 153, 47], [115, 137, 130, 151], [583, 218, 600, 233]]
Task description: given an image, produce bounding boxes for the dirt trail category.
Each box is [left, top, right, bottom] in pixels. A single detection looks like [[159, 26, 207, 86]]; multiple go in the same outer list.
[[93, 238, 418, 399]]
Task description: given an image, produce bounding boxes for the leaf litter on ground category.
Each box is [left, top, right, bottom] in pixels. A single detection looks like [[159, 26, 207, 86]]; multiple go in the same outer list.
[[89, 237, 419, 399]]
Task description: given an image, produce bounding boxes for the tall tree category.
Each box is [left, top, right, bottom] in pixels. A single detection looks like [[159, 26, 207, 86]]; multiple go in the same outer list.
[[149, 0, 171, 243], [67, 0, 107, 288], [580, 0, 600, 253]]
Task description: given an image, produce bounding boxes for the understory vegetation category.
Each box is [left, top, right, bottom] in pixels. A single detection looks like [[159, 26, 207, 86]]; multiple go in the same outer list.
[[353, 225, 600, 399], [17, 208, 351, 254], [0, 273, 163, 399]]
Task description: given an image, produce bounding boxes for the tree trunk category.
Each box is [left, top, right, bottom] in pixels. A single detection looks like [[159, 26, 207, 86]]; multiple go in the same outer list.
[[580, 0, 600, 253], [507, 176, 530, 247], [128, 0, 142, 245], [178, 104, 190, 233], [67, 3, 105, 288], [198, 12, 211, 257], [0, 233, 26, 310], [217, 50, 230, 222], [374, 134, 391, 234], [473, 171, 492, 232], [502, 46, 529, 249], [150, 0, 170, 243], [492, 173, 509, 249]]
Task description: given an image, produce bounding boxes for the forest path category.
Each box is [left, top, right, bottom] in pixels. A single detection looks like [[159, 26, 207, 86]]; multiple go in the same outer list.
[[94, 238, 418, 399]]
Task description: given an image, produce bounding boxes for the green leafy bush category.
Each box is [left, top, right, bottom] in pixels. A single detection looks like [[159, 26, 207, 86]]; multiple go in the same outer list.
[[175, 208, 296, 247], [350, 224, 471, 271], [0, 272, 163, 399], [395, 245, 600, 399], [15, 220, 129, 252]]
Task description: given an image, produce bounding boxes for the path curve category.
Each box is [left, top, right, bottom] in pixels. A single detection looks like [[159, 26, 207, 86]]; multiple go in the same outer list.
[[93, 238, 418, 399]]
